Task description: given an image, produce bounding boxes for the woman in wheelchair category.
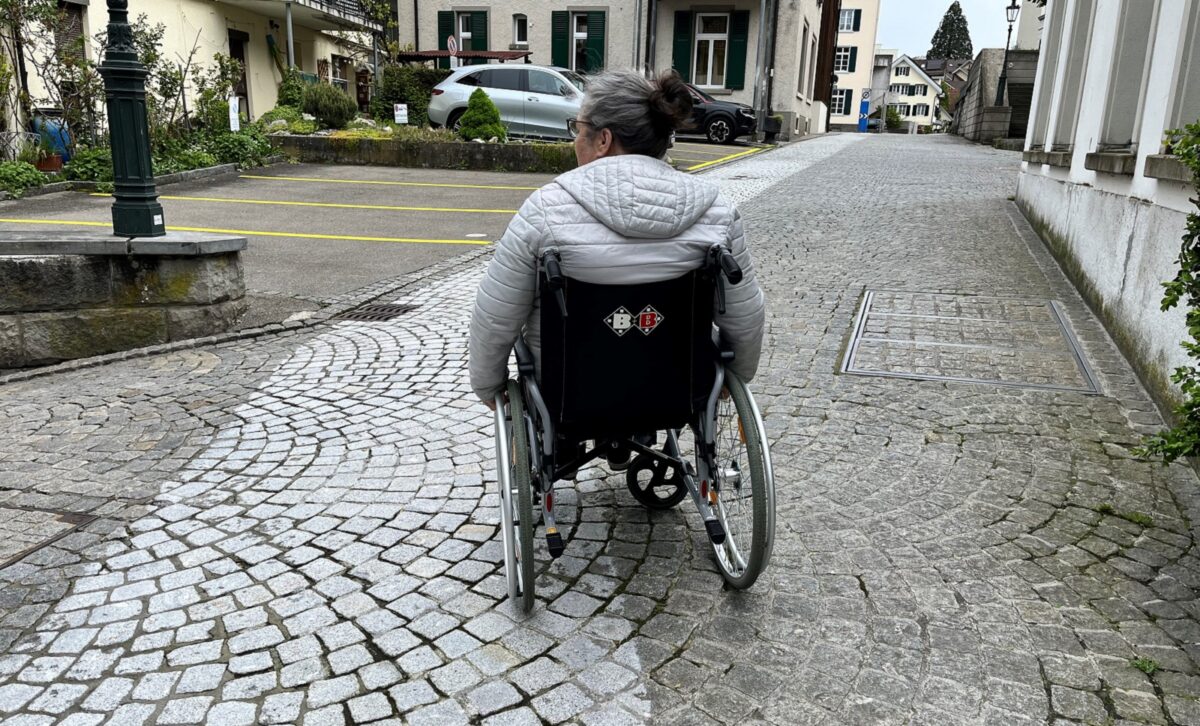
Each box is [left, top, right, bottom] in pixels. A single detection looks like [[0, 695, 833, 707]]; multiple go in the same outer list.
[[468, 69, 775, 611]]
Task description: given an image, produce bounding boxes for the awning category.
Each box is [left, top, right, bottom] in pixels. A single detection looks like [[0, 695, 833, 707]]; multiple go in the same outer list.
[[394, 50, 533, 63]]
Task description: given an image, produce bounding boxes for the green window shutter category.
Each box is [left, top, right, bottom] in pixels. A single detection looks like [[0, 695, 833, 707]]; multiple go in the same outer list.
[[472, 12, 488, 51], [672, 11, 693, 82], [586, 12, 605, 72], [726, 11, 750, 90], [551, 11, 569, 68], [848, 46, 858, 73], [852, 9, 862, 31], [437, 11, 453, 69]]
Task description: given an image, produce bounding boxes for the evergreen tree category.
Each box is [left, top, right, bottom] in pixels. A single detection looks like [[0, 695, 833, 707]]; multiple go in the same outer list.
[[928, 2, 974, 60]]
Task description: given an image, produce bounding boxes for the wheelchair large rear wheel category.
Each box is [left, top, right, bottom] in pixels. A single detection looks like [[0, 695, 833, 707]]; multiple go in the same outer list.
[[707, 372, 775, 589], [502, 381, 536, 612]]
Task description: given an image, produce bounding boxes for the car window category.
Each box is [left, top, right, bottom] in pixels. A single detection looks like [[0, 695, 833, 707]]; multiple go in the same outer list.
[[528, 71, 563, 96], [458, 72, 483, 87], [560, 70, 587, 93], [484, 68, 523, 91]]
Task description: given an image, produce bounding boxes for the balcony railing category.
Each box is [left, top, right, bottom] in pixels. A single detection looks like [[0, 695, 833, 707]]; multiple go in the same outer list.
[[308, 0, 373, 22]]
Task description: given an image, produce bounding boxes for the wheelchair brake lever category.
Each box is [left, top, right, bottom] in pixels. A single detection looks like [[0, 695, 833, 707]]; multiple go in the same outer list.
[[715, 275, 727, 315]]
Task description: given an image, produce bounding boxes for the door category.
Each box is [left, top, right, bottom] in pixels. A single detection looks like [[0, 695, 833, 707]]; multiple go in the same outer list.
[[524, 69, 579, 139], [228, 30, 250, 121], [478, 67, 526, 135]]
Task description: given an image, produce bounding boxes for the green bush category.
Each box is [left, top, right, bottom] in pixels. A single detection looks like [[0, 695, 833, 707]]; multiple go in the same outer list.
[[63, 147, 114, 182], [277, 68, 306, 108], [257, 106, 318, 134], [457, 88, 506, 142], [886, 106, 903, 130], [203, 127, 273, 167], [0, 161, 46, 197], [369, 65, 450, 127], [153, 145, 218, 175], [301, 82, 358, 129]]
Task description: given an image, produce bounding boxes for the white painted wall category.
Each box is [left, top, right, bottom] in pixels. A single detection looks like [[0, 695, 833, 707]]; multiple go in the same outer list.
[[829, 0, 881, 128], [1017, 0, 1196, 402], [1015, 0, 1045, 50]]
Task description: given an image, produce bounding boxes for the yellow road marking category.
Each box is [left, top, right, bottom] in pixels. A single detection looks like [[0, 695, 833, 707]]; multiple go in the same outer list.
[[240, 174, 540, 191], [90, 193, 518, 215], [686, 146, 765, 171], [0, 218, 489, 245]]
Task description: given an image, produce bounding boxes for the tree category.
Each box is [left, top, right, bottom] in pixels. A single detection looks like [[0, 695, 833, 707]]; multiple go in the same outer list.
[[928, 2, 974, 60], [457, 88, 506, 142]]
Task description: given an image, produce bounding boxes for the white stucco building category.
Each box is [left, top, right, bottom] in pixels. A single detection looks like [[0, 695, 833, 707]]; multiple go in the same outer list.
[[886, 54, 945, 129], [828, 0, 881, 131], [1017, 0, 1200, 404]]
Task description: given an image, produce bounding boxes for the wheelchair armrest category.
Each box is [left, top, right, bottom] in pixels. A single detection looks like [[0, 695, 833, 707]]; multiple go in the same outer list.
[[514, 338, 537, 376]]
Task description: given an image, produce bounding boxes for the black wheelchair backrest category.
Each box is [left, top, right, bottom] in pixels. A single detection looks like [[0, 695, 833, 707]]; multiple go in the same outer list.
[[538, 248, 728, 439]]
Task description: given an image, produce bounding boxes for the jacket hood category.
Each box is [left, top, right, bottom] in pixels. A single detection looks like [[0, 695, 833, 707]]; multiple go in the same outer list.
[[554, 154, 721, 239]]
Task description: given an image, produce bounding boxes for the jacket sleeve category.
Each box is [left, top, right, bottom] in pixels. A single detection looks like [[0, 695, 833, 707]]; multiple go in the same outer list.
[[469, 190, 550, 401], [714, 203, 766, 382]]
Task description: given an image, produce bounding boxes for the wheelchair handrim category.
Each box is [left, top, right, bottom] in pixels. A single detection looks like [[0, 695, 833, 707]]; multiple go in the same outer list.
[[494, 400, 520, 600], [712, 396, 755, 577]]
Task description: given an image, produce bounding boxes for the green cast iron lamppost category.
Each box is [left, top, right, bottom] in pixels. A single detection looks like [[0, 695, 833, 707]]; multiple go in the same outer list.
[[99, 0, 165, 237]]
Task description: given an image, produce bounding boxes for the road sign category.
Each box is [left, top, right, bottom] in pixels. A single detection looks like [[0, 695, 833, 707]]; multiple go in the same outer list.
[[862, 89, 871, 100], [857, 99, 870, 133], [447, 36, 458, 54]]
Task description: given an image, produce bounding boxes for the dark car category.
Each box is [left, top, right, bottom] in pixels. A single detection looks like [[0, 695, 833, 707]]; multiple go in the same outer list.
[[679, 84, 757, 144]]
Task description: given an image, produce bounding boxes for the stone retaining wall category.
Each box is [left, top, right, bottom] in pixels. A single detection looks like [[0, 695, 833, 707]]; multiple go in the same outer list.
[[1, 232, 247, 368], [272, 134, 578, 174]]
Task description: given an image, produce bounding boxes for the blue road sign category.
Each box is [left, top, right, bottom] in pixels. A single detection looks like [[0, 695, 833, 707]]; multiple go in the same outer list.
[[858, 99, 870, 132]]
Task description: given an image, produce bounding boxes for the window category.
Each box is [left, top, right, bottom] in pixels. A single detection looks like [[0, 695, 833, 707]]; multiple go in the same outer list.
[[808, 36, 817, 97], [528, 69, 570, 96], [832, 88, 853, 116], [834, 46, 857, 73], [513, 14, 528, 46], [889, 83, 904, 94], [693, 13, 729, 88], [838, 8, 861, 32], [331, 54, 350, 91], [1169, 1, 1200, 131], [912, 103, 930, 116], [895, 66, 910, 77], [890, 103, 910, 116], [797, 23, 809, 95], [572, 12, 589, 71], [454, 13, 473, 68], [1052, 0, 1097, 150]]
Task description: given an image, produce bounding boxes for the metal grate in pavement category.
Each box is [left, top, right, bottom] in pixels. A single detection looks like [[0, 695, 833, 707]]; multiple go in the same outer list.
[[333, 302, 417, 322], [0, 507, 97, 570], [842, 290, 1101, 394]]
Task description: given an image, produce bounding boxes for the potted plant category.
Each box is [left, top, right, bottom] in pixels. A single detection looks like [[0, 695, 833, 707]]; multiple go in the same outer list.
[[34, 132, 62, 173], [762, 114, 783, 142]]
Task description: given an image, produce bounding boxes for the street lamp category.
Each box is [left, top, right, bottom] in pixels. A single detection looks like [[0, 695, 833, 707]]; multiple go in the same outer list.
[[994, 0, 1020, 106]]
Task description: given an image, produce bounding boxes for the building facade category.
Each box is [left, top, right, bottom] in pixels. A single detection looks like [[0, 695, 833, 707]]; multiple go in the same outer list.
[[886, 54, 943, 129], [828, 0, 881, 131], [4, 0, 376, 134], [1017, 0, 1200, 407], [402, 0, 834, 139]]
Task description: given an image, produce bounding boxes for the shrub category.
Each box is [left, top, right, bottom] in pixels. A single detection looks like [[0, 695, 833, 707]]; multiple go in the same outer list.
[[301, 82, 358, 129], [457, 88, 507, 142], [204, 127, 273, 167], [63, 147, 114, 182], [153, 145, 217, 175], [277, 68, 306, 108], [259, 105, 303, 125], [369, 65, 450, 127], [0, 161, 46, 197], [886, 106, 903, 130]]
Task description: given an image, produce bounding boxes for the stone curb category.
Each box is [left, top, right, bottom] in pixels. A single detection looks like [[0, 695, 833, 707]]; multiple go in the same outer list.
[[5, 156, 289, 200], [0, 246, 492, 387]]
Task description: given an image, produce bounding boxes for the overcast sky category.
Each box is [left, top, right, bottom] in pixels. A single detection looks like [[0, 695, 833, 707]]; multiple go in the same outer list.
[[878, 0, 1016, 59]]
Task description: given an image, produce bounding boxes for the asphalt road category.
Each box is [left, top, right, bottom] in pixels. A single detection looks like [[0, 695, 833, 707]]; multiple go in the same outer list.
[[0, 142, 766, 328]]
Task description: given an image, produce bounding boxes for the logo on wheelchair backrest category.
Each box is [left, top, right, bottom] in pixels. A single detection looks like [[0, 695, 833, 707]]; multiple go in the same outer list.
[[605, 306, 664, 336]]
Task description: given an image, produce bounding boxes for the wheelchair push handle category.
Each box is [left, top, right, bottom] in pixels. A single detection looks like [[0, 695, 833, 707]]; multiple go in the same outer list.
[[708, 245, 744, 315], [716, 247, 743, 285], [542, 249, 568, 318]]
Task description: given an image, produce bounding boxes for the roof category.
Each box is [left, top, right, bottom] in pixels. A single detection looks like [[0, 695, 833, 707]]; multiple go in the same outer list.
[[918, 57, 972, 77], [394, 50, 532, 63], [892, 55, 942, 92]]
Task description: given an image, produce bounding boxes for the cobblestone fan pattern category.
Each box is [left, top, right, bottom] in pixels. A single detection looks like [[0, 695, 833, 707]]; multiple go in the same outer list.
[[1, 135, 1199, 725]]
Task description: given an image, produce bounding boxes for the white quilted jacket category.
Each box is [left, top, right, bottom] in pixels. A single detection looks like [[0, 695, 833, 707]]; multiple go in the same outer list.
[[468, 153, 766, 401]]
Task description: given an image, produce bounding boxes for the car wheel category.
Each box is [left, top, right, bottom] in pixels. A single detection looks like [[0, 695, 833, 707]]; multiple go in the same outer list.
[[706, 116, 734, 144], [448, 109, 465, 133]]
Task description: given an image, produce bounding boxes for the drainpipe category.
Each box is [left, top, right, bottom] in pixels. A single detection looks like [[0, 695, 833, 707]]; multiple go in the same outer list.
[[284, 2, 295, 68], [633, 0, 642, 68], [645, 0, 657, 74], [764, 0, 779, 117], [752, 0, 767, 115], [413, 0, 420, 51]]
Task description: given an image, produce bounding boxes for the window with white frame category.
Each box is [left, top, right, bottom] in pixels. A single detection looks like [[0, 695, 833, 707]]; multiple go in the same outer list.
[[895, 66, 910, 77], [513, 14, 528, 46], [572, 12, 588, 71], [890, 103, 910, 116], [834, 46, 852, 73], [808, 36, 817, 96], [832, 88, 853, 116], [889, 83, 904, 94], [838, 8, 861, 31], [453, 13, 472, 68], [912, 103, 930, 116], [693, 13, 729, 88]]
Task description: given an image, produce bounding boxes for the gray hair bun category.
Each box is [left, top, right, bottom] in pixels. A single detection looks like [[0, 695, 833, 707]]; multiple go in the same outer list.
[[648, 71, 693, 130]]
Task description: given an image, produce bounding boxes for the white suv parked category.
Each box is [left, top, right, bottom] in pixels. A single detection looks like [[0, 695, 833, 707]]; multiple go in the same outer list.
[[428, 64, 587, 140]]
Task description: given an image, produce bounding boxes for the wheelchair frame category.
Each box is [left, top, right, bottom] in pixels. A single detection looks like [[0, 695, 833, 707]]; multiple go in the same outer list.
[[492, 245, 776, 611]]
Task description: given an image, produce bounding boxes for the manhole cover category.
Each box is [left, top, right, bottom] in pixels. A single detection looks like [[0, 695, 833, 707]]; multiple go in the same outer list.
[[842, 291, 1100, 394], [334, 303, 416, 322], [0, 507, 97, 570]]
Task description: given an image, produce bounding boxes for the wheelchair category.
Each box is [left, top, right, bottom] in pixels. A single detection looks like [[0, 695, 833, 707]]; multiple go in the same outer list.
[[492, 244, 776, 612]]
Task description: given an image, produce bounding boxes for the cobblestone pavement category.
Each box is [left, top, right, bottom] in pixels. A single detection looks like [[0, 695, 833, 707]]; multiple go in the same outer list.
[[2, 134, 1199, 725]]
